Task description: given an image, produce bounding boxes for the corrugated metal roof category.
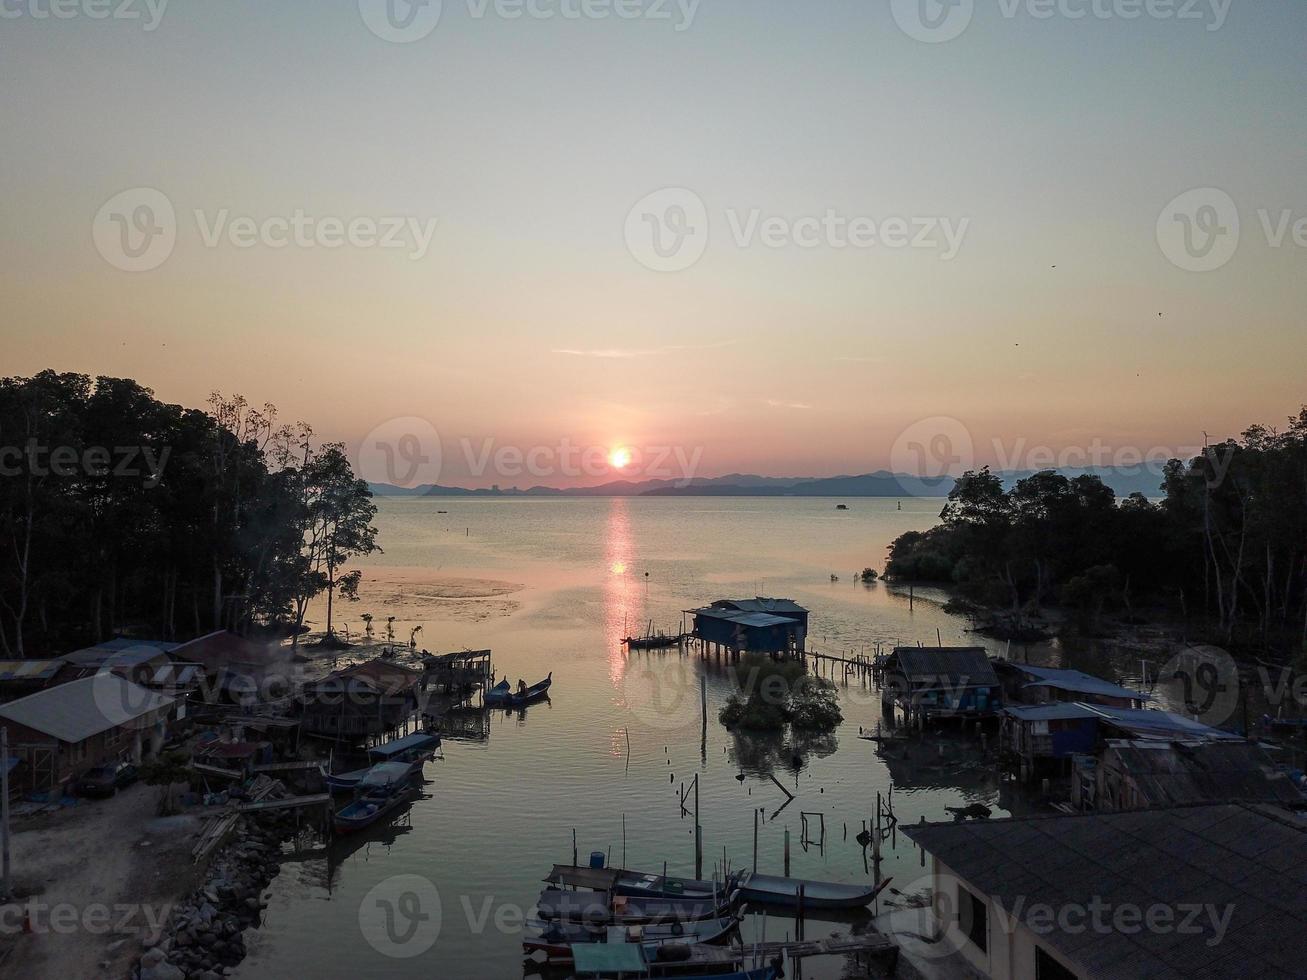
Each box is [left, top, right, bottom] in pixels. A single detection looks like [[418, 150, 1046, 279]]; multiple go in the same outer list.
[[904, 803, 1307, 978], [1016, 664, 1147, 701], [1002, 703, 1100, 722], [0, 675, 174, 743], [692, 609, 800, 628], [1085, 704, 1241, 741], [0, 660, 64, 682], [890, 647, 997, 685], [712, 598, 808, 614], [1103, 740, 1304, 806]]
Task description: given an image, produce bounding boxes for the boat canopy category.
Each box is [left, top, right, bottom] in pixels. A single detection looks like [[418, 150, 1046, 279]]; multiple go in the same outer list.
[[546, 865, 622, 891], [369, 732, 440, 759], [359, 762, 414, 788], [571, 943, 647, 975]]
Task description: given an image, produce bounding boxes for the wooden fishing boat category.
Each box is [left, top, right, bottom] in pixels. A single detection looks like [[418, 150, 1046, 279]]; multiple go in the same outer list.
[[566, 942, 778, 979], [522, 914, 739, 962], [623, 633, 684, 650], [325, 731, 441, 793], [548, 864, 738, 902], [332, 762, 417, 833], [736, 871, 890, 910], [535, 887, 737, 926], [485, 672, 552, 707]]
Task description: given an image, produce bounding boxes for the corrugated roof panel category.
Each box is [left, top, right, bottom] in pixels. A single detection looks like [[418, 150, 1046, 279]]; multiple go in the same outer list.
[[0, 675, 174, 743]]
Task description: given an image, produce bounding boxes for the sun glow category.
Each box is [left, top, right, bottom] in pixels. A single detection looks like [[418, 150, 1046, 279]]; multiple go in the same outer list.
[[609, 446, 633, 470]]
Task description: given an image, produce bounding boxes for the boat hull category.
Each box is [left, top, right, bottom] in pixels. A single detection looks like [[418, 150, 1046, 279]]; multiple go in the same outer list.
[[737, 872, 885, 910]]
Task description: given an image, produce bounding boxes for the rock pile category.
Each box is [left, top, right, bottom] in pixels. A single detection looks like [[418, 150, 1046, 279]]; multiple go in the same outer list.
[[136, 795, 303, 980]]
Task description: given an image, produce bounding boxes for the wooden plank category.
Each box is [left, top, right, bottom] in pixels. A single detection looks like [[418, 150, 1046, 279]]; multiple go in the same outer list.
[[252, 761, 323, 773], [236, 793, 330, 813]]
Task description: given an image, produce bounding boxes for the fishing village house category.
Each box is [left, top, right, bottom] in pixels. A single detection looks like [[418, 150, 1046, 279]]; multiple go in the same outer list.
[[1075, 738, 1307, 812], [300, 659, 425, 741], [0, 674, 176, 794], [0, 659, 78, 704], [60, 637, 205, 702], [992, 662, 1149, 710], [687, 598, 809, 661], [994, 668, 1154, 780], [902, 802, 1307, 980], [1002, 698, 1242, 784], [879, 647, 1001, 726]]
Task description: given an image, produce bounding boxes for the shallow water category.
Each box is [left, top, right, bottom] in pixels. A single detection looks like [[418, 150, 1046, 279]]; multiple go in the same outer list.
[[231, 497, 1195, 980]]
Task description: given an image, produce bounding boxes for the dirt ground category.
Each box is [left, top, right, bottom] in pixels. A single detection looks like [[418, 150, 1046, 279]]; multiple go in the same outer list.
[[1, 783, 200, 979]]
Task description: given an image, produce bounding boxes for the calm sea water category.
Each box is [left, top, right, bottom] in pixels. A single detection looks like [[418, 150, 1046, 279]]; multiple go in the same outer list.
[[230, 497, 1175, 980]]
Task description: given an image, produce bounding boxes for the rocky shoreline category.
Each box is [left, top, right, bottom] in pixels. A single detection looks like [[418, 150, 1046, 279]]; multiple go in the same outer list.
[[135, 797, 301, 980]]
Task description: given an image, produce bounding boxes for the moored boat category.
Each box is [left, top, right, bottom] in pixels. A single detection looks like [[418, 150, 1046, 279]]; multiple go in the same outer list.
[[486, 672, 552, 707], [535, 887, 737, 926], [547, 864, 739, 902], [567, 942, 780, 980], [325, 730, 441, 793], [623, 633, 684, 650], [736, 871, 890, 910], [522, 914, 739, 963], [332, 762, 418, 833]]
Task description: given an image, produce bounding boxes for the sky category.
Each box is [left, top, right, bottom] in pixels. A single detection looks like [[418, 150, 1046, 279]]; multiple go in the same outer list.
[[2, 0, 1304, 487]]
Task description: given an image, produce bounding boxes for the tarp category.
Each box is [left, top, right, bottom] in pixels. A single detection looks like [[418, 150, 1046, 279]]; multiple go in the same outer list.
[[571, 943, 646, 974]]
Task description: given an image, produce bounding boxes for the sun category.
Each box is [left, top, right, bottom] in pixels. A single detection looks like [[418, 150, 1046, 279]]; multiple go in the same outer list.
[[609, 446, 633, 470]]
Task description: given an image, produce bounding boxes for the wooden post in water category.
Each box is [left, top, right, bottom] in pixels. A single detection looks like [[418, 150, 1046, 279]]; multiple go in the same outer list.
[[572, 828, 578, 867], [752, 808, 758, 871], [694, 774, 702, 879], [700, 676, 707, 737], [797, 883, 805, 942], [1, 728, 9, 900], [783, 826, 790, 877]]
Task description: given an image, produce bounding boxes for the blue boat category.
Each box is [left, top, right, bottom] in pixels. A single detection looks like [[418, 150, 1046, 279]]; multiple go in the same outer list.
[[568, 941, 780, 979], [326, 731, 441, 794], [486, 672, 552, 707], [332, 762, 418, 833]]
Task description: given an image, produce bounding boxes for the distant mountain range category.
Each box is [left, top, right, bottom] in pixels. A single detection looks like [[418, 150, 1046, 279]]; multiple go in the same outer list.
[[369, 466, 1169, 500]]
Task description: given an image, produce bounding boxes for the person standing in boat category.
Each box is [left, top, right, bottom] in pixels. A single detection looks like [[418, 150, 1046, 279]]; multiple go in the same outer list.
[[518, 678, 527, 695]]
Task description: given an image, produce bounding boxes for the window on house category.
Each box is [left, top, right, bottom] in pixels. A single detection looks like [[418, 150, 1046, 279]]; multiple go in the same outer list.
[[958, 886, 988, 953], [1036, 946, 1077, 979]]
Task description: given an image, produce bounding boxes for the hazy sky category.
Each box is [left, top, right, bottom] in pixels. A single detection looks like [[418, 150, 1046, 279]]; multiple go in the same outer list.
[[3, 0, 1304, 487]]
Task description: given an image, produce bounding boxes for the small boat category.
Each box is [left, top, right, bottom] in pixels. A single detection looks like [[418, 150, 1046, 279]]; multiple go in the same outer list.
[[523, 915, 739, 962], [332, 762, 417, 833], [325, 731, 441, 793], [735, 871, 890, 910], [836, 504, 848, 510], [566, 942, 779, 980], [535, 887, 737, 926], [548, 864, 739, 902], [623, 633, 684, 650], [485, 672, 552, 707]]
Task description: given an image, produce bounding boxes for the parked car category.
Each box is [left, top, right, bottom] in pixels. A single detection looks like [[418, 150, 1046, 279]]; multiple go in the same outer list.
[[76, 761, 138, 797]]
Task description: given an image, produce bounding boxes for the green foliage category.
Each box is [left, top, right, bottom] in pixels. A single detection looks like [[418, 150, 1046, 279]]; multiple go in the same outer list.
[[883, 405, 1307, 655], [719, 655, 842, 734], [0, 371, 374, 655], [139, 750, 192, 815]]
